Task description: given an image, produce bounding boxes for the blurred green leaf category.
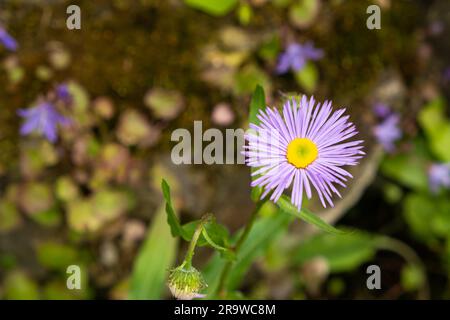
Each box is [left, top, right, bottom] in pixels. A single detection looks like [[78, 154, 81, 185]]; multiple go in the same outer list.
[[3, 271, 40, 300], [0, 200, 21, 232], [403, 193, 450, 241], [418, 97, 450, 161], [237, 3, 253, 26], [234, 64, 271, 96], [295, 62, 318, 93], [380, 142, 429, 191], [36, 242, 79, 271], [277, 195, 346, 234], [401, 264, 425, 292], [294, 231, 376, 273], [289, 0, 320, 28], [185, 0, 238, 16], [129, 204, 178, 299]]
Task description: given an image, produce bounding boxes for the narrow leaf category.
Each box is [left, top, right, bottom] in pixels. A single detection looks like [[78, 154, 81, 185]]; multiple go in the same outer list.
[[277, 195, 346, 234], [129, 205, 178, 299], [161, 179, 188, 240], [249, 85, 266, 126]]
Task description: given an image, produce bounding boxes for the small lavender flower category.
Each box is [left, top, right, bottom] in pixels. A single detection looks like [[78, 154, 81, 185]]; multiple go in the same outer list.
[[18, 102, 70, 143], [428, 163, 450, 193], [0, 27, 18, 52], [244, 96, 364, 210], [443, 67, 450, 83], [276, 42, 323, 74], [56, 83, 72, 103], [373, 114, 402, 152], [373, 102, 391, 119]]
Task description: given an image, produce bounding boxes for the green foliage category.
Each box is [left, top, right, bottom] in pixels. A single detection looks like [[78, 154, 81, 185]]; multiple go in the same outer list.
[[184, 0, 238, 16], [162, 180, 234, 259], [277, 195, 346, 234], [418, 97, 450, 161], [203, 203, 293, 295], [294, 231, 376, 272], [36, 242, 79, 271], [289, 0, 320, 28], [403, 193, 450, 242], [249, 84, 266, 126], [401, 264, 425, 292], [380, 140, 429, 192], [129, 205, 178, 299], [294, 62, 318, 93], [3, 271, 40, 300]]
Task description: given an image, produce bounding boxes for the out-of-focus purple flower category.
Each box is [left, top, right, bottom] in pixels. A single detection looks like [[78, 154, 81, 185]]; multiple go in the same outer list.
[[429, 21, 444, 36], [276, 42, 323, 74], [18, 102, 70, 143], [443, 67, 450, 83], [373, 102, 391, 119], [373, 114, 402, 152], [428, 163, 450, 193], [0, 27, 18, 51], [56, 83, 72, 103]]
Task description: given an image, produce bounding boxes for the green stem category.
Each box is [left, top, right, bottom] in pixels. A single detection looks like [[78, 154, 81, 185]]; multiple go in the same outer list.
[[183, 221, 203, 269], [217, 199, 266, 297], [374, 235, 430, 299]]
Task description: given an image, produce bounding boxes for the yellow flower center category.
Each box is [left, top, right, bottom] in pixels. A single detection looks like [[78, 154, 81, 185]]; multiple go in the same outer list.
[[286, 138, 318, 169]]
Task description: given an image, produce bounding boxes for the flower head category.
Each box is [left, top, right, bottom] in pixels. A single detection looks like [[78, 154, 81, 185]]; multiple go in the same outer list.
[[244, 96, 364, 210], [373, 113, 402, 152], [0, 27, 18, 52], [276, 42, 323, 74], [428, 163, 450, 193], [18, 101, 70, 143], [167, 265, 207, 300]]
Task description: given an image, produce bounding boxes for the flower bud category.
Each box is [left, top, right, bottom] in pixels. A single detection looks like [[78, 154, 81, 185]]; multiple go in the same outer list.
[[167, 265, 207, 300]]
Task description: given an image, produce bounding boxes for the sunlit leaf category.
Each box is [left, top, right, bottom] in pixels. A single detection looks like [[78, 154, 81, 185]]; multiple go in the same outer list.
[[185, 0, 238, 16]]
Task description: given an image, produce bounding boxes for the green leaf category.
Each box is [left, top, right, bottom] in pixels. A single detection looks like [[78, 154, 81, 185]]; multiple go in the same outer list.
[[129, 204, 178, 299], [184, 0, 238, 16], [294, 62, 318, 93], [161, 179, 188, 240], [202, 228, 235, 261], [403, 193, 450, 242], [294, 231, 376, 273], [277, 195, 346, 234], [36, 242, 79, 271], [401, 264, 425, 292], [380, 146, 429, 192], [203, 203, 292, 295], [249, 85, 266, 126], [418, 97, 450, 161]]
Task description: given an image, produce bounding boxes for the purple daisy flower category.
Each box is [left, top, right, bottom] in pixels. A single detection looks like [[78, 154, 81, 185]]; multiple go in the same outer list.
[[428, 163, 450, 193], [0, 27, 18, 52], [18, 102, 70, 143], [244, 96, 364, 210], [276, 42, 323, 74], [373, 114, 402, 152]]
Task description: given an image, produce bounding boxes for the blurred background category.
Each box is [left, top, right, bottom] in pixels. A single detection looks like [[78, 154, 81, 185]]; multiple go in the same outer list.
[[0, 0, 450, 300]]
